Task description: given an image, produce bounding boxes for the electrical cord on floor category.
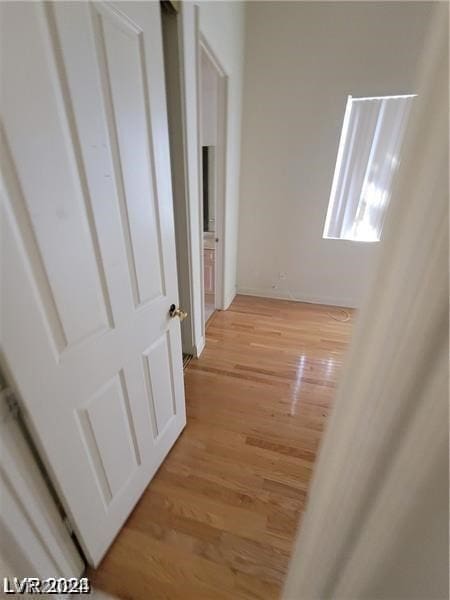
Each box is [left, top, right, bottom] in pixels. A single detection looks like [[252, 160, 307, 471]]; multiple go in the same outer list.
[[327, 309, 350, 322], [272, 279, 351, 322]]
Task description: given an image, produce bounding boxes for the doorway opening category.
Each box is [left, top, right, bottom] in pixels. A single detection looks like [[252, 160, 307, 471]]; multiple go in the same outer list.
[[202, 145, 216, 323], [199, 39, 227, 327]]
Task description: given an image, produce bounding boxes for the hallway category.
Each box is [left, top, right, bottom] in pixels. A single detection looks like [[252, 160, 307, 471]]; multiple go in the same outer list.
[[90, 296, 354, 599]]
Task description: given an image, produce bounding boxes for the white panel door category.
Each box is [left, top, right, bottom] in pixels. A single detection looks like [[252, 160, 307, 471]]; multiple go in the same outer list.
[[0, 1, 186, 566]]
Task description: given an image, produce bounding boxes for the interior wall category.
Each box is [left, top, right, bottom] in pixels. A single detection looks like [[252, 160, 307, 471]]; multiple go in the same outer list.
[[200, 49, 218, 147], [238, 1, 433, 308], [198, 1, 246, 308]]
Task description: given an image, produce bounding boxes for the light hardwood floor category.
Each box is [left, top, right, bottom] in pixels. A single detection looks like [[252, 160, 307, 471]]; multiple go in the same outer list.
[[89, 295, 354, 600]]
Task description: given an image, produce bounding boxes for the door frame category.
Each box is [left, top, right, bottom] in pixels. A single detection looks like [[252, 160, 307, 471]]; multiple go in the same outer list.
[[161, 3, 206, 357], [0, 368, 84, 578], [198, 33, 228, 316], [161, 1, 197, 356], [163, 3, 228, 356]]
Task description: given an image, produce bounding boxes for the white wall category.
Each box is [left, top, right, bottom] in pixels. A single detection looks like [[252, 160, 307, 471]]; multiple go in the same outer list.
[[200, 49, 218, 147], [238, 1, 433, 307], [198, 1, 245, 308]]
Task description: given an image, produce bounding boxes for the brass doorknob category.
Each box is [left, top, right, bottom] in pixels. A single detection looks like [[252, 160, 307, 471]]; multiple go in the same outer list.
[[169, 304, 188, 321]]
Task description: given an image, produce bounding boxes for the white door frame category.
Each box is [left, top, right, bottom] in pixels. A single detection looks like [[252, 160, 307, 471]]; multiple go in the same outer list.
[[0, 372, 84, 579], [198, 33, 228, 315], [165, 4, 228, 357], [168, 3, 205, 357], [161, 2, 196, 356]]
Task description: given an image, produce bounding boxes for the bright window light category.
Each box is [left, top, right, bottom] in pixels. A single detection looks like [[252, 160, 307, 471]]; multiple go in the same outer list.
[[323, 94, 415, 242]]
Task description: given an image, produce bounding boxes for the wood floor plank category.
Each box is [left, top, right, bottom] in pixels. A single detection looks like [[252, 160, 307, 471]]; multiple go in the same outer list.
[[89, 296, 354, 599]]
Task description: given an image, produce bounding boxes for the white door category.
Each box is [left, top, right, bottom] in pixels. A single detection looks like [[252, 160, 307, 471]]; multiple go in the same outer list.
[[1, 1, 186, 566]]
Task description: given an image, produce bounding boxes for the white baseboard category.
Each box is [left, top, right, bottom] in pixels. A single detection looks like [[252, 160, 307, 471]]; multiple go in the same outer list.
[[222, 290, 236, 310], [236, 287, 357, 309], [195, 336, 205, 357]]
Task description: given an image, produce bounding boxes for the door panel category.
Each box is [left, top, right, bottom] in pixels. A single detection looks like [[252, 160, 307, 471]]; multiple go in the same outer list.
[[1, 1, 186, 566], [1, 2, 113, 353], [78, 372, 139, 503], [142, 332, 177, 436], [97, 3, 165, 305]]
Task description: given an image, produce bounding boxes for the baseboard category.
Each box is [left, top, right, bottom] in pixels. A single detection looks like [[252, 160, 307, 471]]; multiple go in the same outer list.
[[195, 336, 205, 358], [236, 287, 357, 309], [223, 290, 236, 311]]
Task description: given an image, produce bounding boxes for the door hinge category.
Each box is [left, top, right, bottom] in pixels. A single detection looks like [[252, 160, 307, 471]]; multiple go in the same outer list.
[[1, 387, 20, 422]]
